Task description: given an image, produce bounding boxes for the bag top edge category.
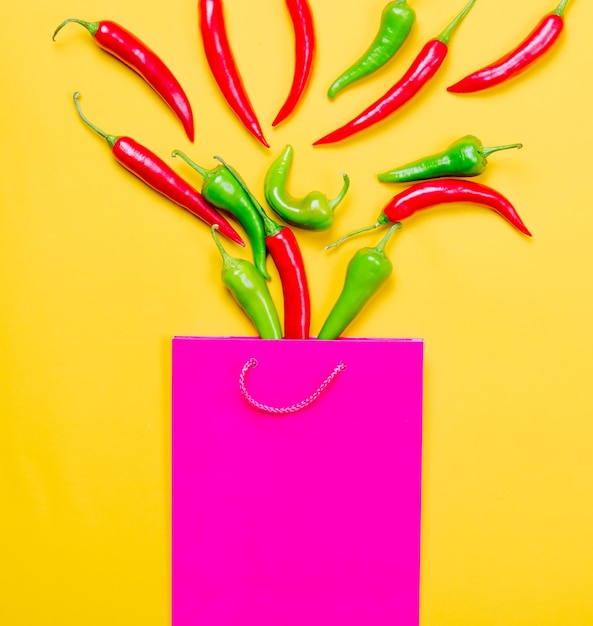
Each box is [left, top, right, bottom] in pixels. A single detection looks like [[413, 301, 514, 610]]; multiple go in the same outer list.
[[172, 335, 424, 343]]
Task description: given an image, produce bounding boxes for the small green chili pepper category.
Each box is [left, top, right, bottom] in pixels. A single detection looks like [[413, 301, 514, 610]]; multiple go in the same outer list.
[[173, 150, 269, 279], [377, 134, 523, 182], [317, 223, 401, 340], [327, 0, 416, 99], [211, 225, 282, 339], [264, 144, 350, 231]]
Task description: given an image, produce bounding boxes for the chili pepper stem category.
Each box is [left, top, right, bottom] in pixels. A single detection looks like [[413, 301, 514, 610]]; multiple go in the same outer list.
[[325, 222, 383, 250], [375, 222, 402, 253], [328, 173, 351, 212], [53, 18, 98, 40], [481, 143, 523, 158], [171, 150, 209, 178], [554, 0, 569, 17], [210, 224, 230, 262], [72, 92, 117, 148], [438, 0, 476, 44]]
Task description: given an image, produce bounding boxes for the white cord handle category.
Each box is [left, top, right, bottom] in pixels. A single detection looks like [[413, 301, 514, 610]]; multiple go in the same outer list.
[[239, 358, 346, 415]]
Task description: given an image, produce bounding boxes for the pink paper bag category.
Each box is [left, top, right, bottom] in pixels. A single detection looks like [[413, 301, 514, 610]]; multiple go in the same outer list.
[[172, 336, 424, 626]]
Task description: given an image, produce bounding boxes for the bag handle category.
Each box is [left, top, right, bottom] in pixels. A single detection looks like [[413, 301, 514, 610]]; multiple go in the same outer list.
[[239, 358, 346, 415]]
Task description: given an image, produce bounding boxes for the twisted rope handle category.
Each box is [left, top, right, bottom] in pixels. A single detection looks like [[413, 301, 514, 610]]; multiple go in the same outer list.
[[239, 358, 346, 415]]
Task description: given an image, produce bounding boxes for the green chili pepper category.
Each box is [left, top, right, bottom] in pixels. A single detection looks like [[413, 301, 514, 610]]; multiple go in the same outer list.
[[377, 134, 523, 182], [318, 223, 401, 340], [327, 0, 416, 99], [264, 144, 350, 231], [173, 150, 269, 279], [211, 225, 282, 339]]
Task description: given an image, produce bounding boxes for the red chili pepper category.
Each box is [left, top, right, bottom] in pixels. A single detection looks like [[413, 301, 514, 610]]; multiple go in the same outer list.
[[313, 0, 475, 146], [447, 0, 569, 94], [265, 225, 311, 339], [216, 157, 311, 339], [53, 18, 195, 142], [199, 0, 269, 147], [272, 0, 316, 127], [327, 178, 531, 249], [72, 92, 244, 246]]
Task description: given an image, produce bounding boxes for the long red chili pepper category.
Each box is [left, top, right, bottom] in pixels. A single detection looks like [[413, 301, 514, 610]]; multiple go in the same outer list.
[[265, 226, 311, 339], [313, 0, 475, 146], [327, 179, 531, 249], [72, 92, 244, 246], [53, 19, 195, 142], [447, 0, 569, 94], [272, 0, 316, 127], [216, 157, 311, 339], [199, 0, 269, 147]]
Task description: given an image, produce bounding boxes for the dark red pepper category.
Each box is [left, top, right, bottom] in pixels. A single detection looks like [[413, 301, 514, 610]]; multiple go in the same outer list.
[[447, 0, 569, 94], [272, 0, 316, 127], [313, 0, 475, 146], [72, 92, 243, 245], [216, 157, 311, 339], [199, 0, 269, 147], [328, 178, 531, 248], [53, 18, 195, 142]]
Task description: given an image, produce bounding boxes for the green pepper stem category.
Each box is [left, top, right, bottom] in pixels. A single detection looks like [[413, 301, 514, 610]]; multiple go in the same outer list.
[[53, 18, 99, 41], [481, 143, 523, 158], [553, 0, 569, 17], [213, 156, 282, 237], [72, 92, 117, 148], [171, 150, 209, 178], [437, 0, 476, 45], [328, 173, 351, 212], [374, 222, 402, 254], [211, 224, 233, 265], [325, 222, 382, 250]]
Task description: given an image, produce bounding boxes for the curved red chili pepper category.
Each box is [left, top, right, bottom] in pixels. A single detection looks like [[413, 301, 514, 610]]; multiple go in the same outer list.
[[379, 179, 532, 236], [199, 0, 269, 147], [272, 0, 316, 127], [72, 93, 243, 246], [327, 178, 531, 249], [447, 0, 569, 94], [53, 19, 195, 142], [314, 0, 475, 146]]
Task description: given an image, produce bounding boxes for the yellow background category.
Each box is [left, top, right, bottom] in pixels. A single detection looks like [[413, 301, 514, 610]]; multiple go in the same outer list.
[[2, 0, 592, 624]]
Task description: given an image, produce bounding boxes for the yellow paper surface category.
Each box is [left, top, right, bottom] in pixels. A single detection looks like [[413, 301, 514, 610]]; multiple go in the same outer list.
[[2, 1, 593, 624]]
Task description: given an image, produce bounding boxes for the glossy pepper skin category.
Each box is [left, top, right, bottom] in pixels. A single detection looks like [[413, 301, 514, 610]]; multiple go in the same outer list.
[[219, 157, 311, 339], [273, 0, 315, 126], [211, 226, 282, 340], [264, 145, 350, 231], [54, 19, 194, 142], [318, 224, 401, 341], [448, 0, 569, 94], [377, 135, 523, 182], [328, 179, 531, 250], [327, 0, 416, 99], [171, 151, 269, 279], [72, 92, 243, 245], [314, 0, 475, 146], [199, 0, 269, 147]]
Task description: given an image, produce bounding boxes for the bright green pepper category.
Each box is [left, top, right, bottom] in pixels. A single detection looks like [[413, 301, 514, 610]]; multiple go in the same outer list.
[[264, 144, 350, 231], [211, 225, 282, 339], [377, 134, 523, 183], [327, 0, 416, 99], [317, 223, 401, 340], [172, 150, 269, 279]]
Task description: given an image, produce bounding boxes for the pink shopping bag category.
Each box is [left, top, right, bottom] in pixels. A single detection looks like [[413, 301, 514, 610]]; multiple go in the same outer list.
[[172, 336, 424, 626]]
